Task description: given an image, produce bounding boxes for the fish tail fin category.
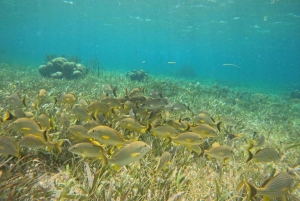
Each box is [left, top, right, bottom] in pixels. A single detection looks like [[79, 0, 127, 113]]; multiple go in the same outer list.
[[4, 111, 15, 122], [54, 139, 65, 154], [42, 130, 49, 141], [16, 149, 21, 160], [99, 151, 108, 166], [199, 146, 204, 157], [216, 122, 222, 132], [187, 105, 194, 115], [128, 134, 139, 142], [34, 101, 39, 111], [53, 97, 58, 105], [113, 86, 117, 97], [22, 96, 27, 107], [166, 137, 172, 145], [50, 117, 55, 130], [243, 180, 257, 201], [108, 146, 115, 156], [247, 139, 254, 151], [143, 120, 152, 133], [142, 87, 146, 94], [158, 92, 163, 98], [90, 111, 96, 120], [125, 87, 129, 96], [246, 150, 253, 163], [184, 122, 190, 131], [147, 120, 152, 132]]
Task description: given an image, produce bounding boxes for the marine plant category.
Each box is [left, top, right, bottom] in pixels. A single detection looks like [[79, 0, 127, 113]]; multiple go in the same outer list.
[[86, 55, 104, 77], [0, 63, 299, 200], [67, 55, 81, 64], [45, 54, 57, 61]]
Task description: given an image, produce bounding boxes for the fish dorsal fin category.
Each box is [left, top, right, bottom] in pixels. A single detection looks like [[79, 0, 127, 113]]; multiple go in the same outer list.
[[122, 141, 132, 148], [261, 177, 273, 188], [212, 142, 220, 148], [70, 92, 77, 99], [254, 148, 266, 155], [261, 169, 278, 188]]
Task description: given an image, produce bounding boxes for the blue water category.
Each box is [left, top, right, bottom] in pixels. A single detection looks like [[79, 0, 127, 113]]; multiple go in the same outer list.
[[0, 0, 300, 90]]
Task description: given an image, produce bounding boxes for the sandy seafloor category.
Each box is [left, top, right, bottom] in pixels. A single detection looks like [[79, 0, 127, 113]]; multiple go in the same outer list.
[[0, 63, 299, 201]]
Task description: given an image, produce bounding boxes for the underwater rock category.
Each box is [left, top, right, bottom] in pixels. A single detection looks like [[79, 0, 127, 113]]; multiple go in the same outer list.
[[38, 57, 87, 79], [51, 71, 63, 78], [52, 57, 68, 66], [38, 65, 49, 77], [62, 62, 77, 78], [126, 69, 148, 81], [72, 70, 82, 78], [76, 63, 87, 72], [291, 90, 300, 99]]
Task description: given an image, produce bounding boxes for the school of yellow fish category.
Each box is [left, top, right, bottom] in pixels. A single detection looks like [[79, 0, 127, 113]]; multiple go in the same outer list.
[[0, 84, 299, 200]]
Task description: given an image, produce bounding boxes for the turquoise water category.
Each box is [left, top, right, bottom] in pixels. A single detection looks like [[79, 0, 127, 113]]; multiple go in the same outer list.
[[0, 0, 299, 89]]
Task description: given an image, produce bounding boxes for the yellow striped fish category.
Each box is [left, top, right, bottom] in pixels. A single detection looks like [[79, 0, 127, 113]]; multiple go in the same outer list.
[[244, 172, 294, 201], [0, 136, 20, 158]]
